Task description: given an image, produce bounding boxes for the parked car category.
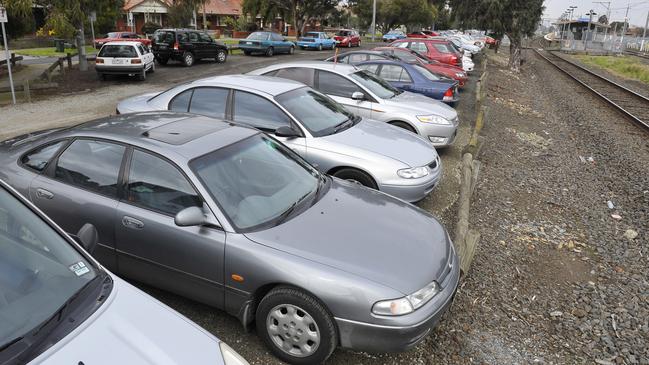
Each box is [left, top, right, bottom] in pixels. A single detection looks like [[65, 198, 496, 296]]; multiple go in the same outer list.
[[95, 41, 155, 81], [333, 29, 361, 47], [382, 30, 406, 42], [239, 31, 295, 56], [249, 61, 460, 146], [296, 31, 336, 50], [326, 48, 468, 87], [151, 28, 228, 67], [94, 32, 151, 49], [118, 75, 442, 202], [0, 179, 248, 365], [406, 31, 434, 38], [0, 112, 459, 364], [389, 38, 463, 68], [357, 60, 459, 104]]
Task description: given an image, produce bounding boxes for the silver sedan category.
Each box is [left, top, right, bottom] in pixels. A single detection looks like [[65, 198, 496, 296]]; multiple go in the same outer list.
[[118, 75, 442, 202], [247, 61, 461, 147]]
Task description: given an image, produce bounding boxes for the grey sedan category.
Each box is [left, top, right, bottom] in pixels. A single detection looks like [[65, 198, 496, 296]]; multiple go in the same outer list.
[[0, 112, 459, 364], [118, 75, 441, 202]]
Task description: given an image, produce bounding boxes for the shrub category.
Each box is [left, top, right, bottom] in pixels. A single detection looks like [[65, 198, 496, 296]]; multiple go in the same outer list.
[[141, 21, 161, 35]]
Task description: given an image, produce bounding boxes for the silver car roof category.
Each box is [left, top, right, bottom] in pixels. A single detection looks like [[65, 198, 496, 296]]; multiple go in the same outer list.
[[187, 75, 305, 97], [250, 61, 359, 76]]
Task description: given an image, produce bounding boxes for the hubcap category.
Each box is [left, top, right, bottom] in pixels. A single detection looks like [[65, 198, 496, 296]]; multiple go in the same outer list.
[[218, 52, 226, 61], [185, 54, 193, 64], [266, 304, 320, 358]]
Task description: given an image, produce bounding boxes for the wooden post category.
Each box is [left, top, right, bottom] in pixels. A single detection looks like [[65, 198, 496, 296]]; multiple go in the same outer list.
[[10, 53, 15, 67], [66, 53, 72, 69], [455, 152, 473, 274], [23, 79, 31, 103]]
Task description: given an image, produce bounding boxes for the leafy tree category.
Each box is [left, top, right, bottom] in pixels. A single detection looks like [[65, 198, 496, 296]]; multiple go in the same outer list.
[[167, 1, 195, 28], [449, 0, 544, 72], [349, 0, 437, 33], [242, 0, 337, 36], [597, 14, 607, 25], [1, 0, 35, 41]]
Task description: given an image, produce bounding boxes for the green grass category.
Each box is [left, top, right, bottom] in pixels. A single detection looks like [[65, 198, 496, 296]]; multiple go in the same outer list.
[[574, 55, 649, 84], [16, 46, 96, 58]]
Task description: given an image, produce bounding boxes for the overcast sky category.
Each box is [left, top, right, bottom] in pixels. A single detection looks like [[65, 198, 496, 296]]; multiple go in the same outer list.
[[543, 0, 649, 27]]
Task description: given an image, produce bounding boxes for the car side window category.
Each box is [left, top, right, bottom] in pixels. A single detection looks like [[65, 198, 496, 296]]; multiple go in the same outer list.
[[21, 140, 68, 172], [348, 54, 367, 63], [188, 87, 229, 119], [233, 91, 292, 131], [199, 33, 212, 42], [272, 67, 314, 86], [177, 32, 189, 43], [169, 89, 193, 112], [189, 32, 200, 42], [54, 139, 125, 198], [380, 65, 412, 83], [272, 33, 283, 41], [433, 44, 450, 53], [137, 44, 147, 55], [357, 64, 379, 74], [393, 41, 408, 48], [367, 54, 387, 60], [409, 42, 428, 53], [317, 71, 360, 98], [126, 150, 201, 216]]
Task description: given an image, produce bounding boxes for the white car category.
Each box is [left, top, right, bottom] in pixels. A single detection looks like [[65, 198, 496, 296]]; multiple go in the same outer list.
[[0, 179, 248, 365], [96, 41, 155, 81]]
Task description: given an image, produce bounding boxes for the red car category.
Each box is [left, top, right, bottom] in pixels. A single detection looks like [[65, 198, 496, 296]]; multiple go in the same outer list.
[[406, 31, 439, 38], [389, 38, 462, 67], [333, 29, 361, 48], [373, 46, 468, 87], [94, 32, 152, 49]]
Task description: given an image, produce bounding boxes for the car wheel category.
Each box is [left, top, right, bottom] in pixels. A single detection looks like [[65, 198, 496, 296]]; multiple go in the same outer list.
[[256, 287, 337, 365], [318, 44, 323, 51], [299, 46, 305, 50], [243, 50, 251, 56], [265, 47, 274, 57], [97, 72, 106, 81], [156, 57, 168, 65], [216, 49, 227, 63], [288, 46, 295, 55], [347, 41, 352, 48], [389, 121, 417, 134], [149, 61, 155, 73], [182, 52, 195, 67], [138, 68, 146, 81], [357, 39, 361, 47], [333, 168, 378, 189]]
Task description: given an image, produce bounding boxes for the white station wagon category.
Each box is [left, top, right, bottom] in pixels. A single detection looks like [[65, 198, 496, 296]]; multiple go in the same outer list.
[[96, 41, 155, 81]]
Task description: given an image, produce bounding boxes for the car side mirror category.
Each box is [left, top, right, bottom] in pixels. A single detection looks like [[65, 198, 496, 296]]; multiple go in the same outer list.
[[77, 223, 98, 254], [351, 91, 365, 101], [275, 126, 301, 138], [175, 206, 207, 227]]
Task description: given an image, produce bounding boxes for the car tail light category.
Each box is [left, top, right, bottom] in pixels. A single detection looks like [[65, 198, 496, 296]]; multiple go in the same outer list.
[[173, 41, 179, 50], [444, 88, 453, 98], [96, 58, 104, 64], [451, 55, 458, 65], [131, 58, 142, 64]]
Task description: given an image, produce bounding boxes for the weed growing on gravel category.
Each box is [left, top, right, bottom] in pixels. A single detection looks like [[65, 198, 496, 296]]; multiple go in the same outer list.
[[575, 55, 649, 84]]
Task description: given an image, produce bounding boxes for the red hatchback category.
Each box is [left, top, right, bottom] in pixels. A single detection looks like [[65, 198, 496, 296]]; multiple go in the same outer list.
[[389, 38, 462, 67], [373, 46, 468, 87], [94, 32, 152, 49], [406, 31, 439, 38], [333, 29, 361, 48]]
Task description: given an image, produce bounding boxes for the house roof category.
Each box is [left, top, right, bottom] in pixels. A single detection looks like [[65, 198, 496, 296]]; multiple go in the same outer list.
[[124, 0, 242, 15]]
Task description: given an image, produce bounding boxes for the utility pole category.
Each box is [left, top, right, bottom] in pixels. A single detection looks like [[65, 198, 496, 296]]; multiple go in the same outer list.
[[641, 11, 649, 53], [621, 2, 630, 47], [586, 10, 596, 50], [371, 0, 376, 42]]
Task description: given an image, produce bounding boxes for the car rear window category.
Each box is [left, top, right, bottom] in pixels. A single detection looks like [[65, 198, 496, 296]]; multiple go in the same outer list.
[[107, 32, 119, 38], [337, 30, 351, 36], [98, 45, 138, 58]]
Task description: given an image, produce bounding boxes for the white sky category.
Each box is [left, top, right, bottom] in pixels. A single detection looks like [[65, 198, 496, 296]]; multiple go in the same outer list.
[[543, 0, 649, 27]]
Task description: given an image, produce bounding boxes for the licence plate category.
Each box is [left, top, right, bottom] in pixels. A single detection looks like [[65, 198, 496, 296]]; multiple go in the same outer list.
[[246, 41, 252, 45], [112, 59, 124, 64]]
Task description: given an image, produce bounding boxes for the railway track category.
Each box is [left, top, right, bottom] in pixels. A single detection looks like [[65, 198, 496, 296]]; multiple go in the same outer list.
[[534, 49, 649, 131], [624, 49, 649, 60]]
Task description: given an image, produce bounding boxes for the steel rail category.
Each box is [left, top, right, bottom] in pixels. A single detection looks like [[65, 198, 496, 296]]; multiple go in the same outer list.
[[534, 49, 649, 131]]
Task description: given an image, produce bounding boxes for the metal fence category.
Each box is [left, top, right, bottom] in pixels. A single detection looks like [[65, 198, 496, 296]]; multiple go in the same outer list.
[[559, 29, 648, 54]]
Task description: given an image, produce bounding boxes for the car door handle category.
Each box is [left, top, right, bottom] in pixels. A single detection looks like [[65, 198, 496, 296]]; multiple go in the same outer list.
[[122, 216, 144, 229], [36, 188, 54, 199]]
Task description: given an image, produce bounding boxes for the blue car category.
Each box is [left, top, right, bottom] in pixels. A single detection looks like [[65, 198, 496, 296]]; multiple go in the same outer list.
[[357, 59, 460, 104], [296, 31, 336, 50], [382, 30, 406, 42], [239, 31, 295, 57]]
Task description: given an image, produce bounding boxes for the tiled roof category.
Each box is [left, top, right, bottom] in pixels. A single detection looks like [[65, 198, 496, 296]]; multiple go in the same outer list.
[[124, 0, 241, 15]]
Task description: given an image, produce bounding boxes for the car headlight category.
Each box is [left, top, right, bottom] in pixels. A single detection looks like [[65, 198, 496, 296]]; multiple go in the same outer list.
[[417, 115, 452, 125], [407, 281, 440, 309], [219, 342, 249, 365], [397, 166, 429, 179], [372, 297, 414, 315], [456, 72, 466, 78], [372, 280, 441, 316]]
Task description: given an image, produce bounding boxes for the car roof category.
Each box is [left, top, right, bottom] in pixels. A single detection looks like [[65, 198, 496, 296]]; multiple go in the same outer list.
[[187, 74, 304, 96], [58, 112, 258, 160], [260, 61, 359, 74], [359, 59, 410, 66], [101, 41, 142, 46]]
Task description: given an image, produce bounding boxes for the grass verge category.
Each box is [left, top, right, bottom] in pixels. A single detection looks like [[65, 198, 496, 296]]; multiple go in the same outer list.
[[16, 46, 97, 58], [574, 54, 649, 84]]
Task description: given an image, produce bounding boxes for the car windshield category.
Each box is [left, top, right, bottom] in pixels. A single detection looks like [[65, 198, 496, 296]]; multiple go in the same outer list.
[[276, 87, 353, 137], [414, 65, 441, 80], [247, 32, 269, 41], [107, 32, 119, 38], [349, 70, 402, 99], [191, 134, 320, 231], [390, 50, 418, 62], [98, 45, 137, 58], [336, 30, 351, 36], [305, 32, 320, 38], [387, 30, 402, 35], [0, 187, 97, 350]]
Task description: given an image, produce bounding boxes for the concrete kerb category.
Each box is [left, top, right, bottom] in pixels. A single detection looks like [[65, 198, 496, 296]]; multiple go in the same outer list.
[[455, 57, 489, 276]]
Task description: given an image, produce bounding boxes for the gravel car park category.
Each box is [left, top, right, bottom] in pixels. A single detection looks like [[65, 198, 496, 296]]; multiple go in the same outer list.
[[0, 179, 248, 365], [0, 112, 459, 364], [249, 61, 460, 147], [118, 75, 443, 202]]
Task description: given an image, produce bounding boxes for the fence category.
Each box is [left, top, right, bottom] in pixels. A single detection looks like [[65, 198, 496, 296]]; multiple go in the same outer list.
[[559, 29, 649, 54]]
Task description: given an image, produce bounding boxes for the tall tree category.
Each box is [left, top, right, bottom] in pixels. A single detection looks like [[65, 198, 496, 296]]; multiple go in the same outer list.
[[449, 0, 544, 72], [242, 0, 337, 36], [1, 0, 35, 41], [349, 0, 437, 33]]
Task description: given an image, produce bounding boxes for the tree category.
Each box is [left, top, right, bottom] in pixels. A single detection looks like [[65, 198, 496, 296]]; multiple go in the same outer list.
[[449, 0, 544, 72], [242, 0, 337, 36], [597, 14, 608, 25], [1, 0, 35, 41], [349, 0, 438, 33]]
